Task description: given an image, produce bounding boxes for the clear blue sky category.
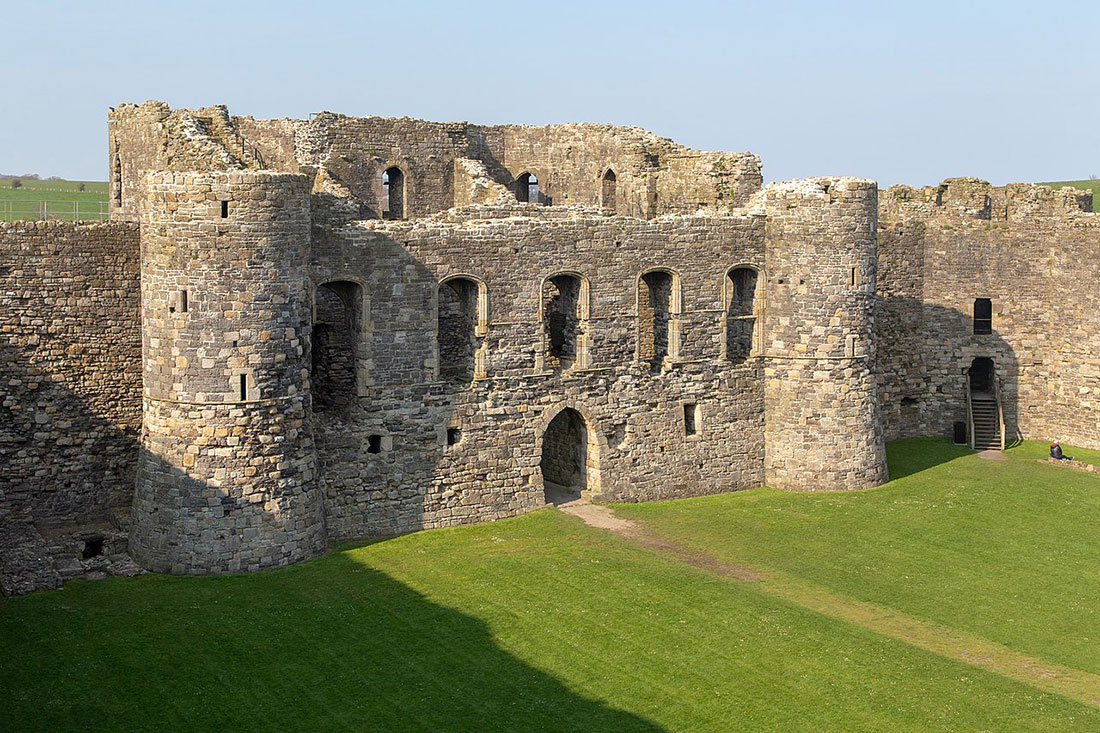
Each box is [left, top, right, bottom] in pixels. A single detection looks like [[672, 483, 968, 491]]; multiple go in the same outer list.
[[5, 0, 1097, 186]]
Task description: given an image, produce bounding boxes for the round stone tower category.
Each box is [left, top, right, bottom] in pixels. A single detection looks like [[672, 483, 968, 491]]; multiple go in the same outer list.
[[130, 171, 326, 574], [762, 177, 888, 491]]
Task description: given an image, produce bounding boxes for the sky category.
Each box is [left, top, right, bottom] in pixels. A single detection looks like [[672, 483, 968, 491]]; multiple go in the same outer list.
[[4, 0, 1097, 186]]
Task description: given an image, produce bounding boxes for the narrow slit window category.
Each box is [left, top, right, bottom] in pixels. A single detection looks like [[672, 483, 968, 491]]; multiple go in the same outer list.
[[220, 200, 228, 218], [850, 266, 858, 287], [683, 403, 699, 436], [973, 298, 992, 334], [239, 374, 247, 401], [179, 290, 188, 313], [367, 434, 382, 454]]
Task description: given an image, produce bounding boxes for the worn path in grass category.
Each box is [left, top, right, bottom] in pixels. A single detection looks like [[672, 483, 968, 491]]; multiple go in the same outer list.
[[563, 492, 1100, 709]]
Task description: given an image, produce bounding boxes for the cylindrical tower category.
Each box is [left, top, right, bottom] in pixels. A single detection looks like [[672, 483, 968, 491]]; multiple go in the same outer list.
[[130, 171, 326, 574], [762, 177, 888, 491]]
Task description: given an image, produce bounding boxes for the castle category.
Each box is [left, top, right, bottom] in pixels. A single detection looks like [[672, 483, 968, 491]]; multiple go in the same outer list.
[[1, 101, 1097, 593]]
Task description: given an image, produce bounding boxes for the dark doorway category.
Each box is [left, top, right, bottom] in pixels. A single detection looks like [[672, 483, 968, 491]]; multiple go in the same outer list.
[[541, 408, 589, 503], [969, 357, 995, 394], [438, 277, 480, 383], [639, 270, 674, 372], [313, 281, 362, 409], [725, 267, 758, 363]]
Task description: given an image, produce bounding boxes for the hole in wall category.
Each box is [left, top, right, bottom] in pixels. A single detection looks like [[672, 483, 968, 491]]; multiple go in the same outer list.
[[239, 374, 248, 401], [367, 435, 382, 454], [220, 200, 228, 218], [82, 537, 104, 560], [447, 427, 462, 446]]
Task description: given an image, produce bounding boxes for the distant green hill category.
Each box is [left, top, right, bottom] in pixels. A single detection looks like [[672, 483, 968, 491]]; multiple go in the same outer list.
[[1036, 179, 1100, 212], [0, 178, 109, 221]]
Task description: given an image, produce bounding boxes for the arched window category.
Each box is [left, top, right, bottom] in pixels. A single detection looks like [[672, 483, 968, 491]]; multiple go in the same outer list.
[[541, 273, 589, 372], [438, 276, 487, 383], [516, 172, 539, 204], [973, 297, 992, 334], [382, 166, 405, 219], [725, 267, 759, 364], [601, 169, 617, 211], [638, 269, 680, 371], [312, 281, 364, 409]]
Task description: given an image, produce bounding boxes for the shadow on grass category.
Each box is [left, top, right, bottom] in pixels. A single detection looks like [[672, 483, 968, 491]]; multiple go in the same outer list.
[[0, 549, 660, 731], [885, 437, 975, 480]]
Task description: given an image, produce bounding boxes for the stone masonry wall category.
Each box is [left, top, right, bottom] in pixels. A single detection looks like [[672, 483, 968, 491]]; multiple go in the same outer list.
[[0, 221, 143, 594], [310, 207, 767, 539], [129, 171, 327, 574], [0, 221, 142, 521], [876, 179, 1100, 449], [762, 178, 888, 491]]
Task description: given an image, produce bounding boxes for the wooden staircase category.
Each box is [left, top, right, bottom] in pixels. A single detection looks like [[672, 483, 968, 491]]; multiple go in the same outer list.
[[970, 392, 1002, 450]]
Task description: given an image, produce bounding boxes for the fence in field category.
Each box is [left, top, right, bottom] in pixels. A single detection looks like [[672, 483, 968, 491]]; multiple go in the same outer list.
[[0, 200, 136, 222]]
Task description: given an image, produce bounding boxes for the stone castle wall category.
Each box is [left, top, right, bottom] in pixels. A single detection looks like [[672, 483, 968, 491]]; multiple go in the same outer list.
[[0, 221, 143, 594], [129, 171, 327, 574], [311, 208, 768, 539], [762, 178, 888, 490], [109, 103, 763, 223], [6, 102, 1100, 593], [876, 178, 1100, 449], [0, 221, 142, 522]]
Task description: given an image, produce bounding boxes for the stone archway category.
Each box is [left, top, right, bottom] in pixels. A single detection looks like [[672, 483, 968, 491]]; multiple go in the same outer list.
[[540, 407, 595, 504]]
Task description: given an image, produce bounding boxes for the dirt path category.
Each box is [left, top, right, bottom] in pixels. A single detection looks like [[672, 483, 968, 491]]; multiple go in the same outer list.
[[559, 501, 1100, 708]]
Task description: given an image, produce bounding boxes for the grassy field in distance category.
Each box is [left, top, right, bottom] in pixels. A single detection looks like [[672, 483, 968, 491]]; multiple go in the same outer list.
[[0, 178, 109, 221], [1037, 179, 1100, 212], [3, 438, 1100, 730]]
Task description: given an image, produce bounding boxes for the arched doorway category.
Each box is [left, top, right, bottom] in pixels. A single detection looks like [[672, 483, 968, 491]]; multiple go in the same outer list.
[[540, 407, 595, 504], [969, 357, 995, 395]]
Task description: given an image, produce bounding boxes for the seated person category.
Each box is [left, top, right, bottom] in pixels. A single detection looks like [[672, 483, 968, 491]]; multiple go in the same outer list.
[[1050, 442, 1074, 461]]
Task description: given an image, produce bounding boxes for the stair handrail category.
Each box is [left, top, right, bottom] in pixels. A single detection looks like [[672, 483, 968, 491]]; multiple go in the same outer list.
[[994, 372, 1006, 450], [966, 373, 974, 450]]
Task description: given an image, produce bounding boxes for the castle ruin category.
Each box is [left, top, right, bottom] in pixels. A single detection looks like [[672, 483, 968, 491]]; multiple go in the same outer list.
[[1, 101, 1097, 592]]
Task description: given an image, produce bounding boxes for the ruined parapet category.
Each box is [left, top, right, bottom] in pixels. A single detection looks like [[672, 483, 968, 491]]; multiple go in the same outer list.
[[1004, 183, 1093, 221], [130, 171, 326, 574], [880, 178, 1094, 224], [762, 177, 887, 491]]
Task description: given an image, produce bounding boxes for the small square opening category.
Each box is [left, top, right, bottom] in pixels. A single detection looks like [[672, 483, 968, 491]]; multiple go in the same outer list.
[[82, 537, 104, 560], [367, 435, 382, 454], [447, 427, 462, 446]]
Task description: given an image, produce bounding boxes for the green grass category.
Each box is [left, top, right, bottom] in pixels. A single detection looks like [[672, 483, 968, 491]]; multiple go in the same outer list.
[[1037, 179, 1100, 212], [4, 440, 1100, 730], [0, 178, 109, 221], [618, 439, 1100, 680]]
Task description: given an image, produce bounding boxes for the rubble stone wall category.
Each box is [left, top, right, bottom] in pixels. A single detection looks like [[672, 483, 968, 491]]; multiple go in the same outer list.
[[309, 208, 768, 539], [876, 179, 1100, 449], [762, 178, 888, 491], [129, 171, 327, 574]]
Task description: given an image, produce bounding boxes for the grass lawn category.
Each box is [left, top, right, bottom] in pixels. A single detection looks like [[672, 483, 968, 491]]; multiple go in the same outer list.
[[618, 439, 1100, 681], [0, 178, 109, 221], [3, 440, 1100, 730], [1037, 179, 1100, 212]]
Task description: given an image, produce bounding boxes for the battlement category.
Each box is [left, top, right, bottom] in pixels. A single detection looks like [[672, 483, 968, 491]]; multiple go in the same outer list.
[[880, 177, 1094, 223]]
